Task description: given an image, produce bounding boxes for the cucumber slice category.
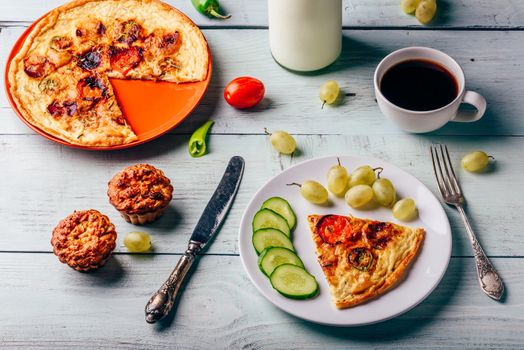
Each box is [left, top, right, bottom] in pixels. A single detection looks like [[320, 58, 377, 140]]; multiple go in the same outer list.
[[252, 229, 294, 255], [261, 197, 296, 230], [258, 247, 304, 277], [270, 264, 319, 299], [252, 209, 291, 237]]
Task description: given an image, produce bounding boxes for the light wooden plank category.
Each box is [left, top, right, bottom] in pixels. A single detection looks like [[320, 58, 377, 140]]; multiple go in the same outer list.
[[0, 253, 522, 349], [0, 134, 521, 257], [2, 28, 524, 136], [0, 0, 523, 28]]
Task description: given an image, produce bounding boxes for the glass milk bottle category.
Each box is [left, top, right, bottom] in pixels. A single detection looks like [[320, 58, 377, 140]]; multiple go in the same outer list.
[[268, 0, 342, 72]]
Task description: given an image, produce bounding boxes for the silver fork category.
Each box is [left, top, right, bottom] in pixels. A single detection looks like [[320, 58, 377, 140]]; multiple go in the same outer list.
[[430, 144, 504, 300]]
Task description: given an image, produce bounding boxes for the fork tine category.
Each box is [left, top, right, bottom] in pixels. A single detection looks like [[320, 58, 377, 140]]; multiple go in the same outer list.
[[443, 144, 462, 196], [430, 146, 448, 197], [433, 145, 453, 196], [438, 144, 457, 196]]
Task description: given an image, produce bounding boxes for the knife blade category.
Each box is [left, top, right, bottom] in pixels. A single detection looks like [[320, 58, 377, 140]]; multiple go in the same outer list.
[[189, 155, 245, 247], [145, 156, 244, 324]]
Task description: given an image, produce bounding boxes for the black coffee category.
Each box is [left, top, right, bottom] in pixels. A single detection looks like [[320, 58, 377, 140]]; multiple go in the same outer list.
[[380, 59, 458, 111]]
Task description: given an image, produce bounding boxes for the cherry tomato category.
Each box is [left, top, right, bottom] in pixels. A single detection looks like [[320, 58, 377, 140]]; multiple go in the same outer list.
[[224, 77, 265, 109], [315, 215, 355, 244]]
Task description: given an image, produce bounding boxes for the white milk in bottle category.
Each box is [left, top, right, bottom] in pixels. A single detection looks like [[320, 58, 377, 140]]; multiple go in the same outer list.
[[268, 0, 342, 72]]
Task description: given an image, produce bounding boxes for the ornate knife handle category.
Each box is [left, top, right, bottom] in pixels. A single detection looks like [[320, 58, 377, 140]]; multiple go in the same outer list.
[[145, 241, 202, 323], [457, 205, 504, 300]]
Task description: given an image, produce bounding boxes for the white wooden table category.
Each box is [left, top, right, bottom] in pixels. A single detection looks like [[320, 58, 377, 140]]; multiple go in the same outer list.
[[1, 1, 523, 348]]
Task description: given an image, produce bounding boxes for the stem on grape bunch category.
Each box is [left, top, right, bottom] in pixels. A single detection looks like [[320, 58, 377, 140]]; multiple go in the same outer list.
[[373, 167, 384, 178], [287, 182, 302, 188]]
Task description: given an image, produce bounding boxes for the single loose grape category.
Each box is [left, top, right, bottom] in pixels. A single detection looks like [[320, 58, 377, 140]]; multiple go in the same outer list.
[[373, 178, 397, 207], [392, 198, 418, 221], [345, 184, 374, 209], [295, 180, 329, 204], [348, 165, 378, 188], [461, 151, 491, 172], [319, 80, 340, 106], [269, 130, 296, 154], [415, 0, 437, 24], [124, 231, 151, 252], [327, 159, 349, 197], [401, 0, 421, 14]]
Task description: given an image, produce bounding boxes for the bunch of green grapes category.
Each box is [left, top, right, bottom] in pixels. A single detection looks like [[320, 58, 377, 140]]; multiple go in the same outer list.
[[289, 159, 418, 222], [344, 164, 417, 221], [401, 0, 437, 25]]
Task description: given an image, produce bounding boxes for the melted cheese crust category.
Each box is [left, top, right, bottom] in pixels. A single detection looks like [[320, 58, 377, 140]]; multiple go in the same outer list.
[[308, 215, 425, 309], [8, 0, 208, 146]]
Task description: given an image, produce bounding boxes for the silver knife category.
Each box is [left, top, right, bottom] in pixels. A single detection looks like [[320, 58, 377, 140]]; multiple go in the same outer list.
[[145, 156, 245, 324]]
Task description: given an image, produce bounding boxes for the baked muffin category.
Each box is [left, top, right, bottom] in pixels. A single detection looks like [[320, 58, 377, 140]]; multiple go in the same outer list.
[[51, 209, 117, 272], [107, 164, 173, 225]]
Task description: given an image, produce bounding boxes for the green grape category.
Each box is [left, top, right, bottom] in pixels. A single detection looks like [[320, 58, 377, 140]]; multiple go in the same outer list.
[[327, 159, 349, 197], [372, 178, 397, 207], [401, 0, 421, 14], [124, 231, 151, 252], [269, 130, 296, 155], [348, 165, 378, 188], [299, 180, 329, 204], [345, 184, 374, 209], [415, 0, 437, 24], [461, 151, 490, 172], [392, 198, 418, 221], [319, 80, 340, 105]]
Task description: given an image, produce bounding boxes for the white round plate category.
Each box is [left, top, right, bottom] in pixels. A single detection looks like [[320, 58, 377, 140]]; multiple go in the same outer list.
[[238, 155, 451, 326]]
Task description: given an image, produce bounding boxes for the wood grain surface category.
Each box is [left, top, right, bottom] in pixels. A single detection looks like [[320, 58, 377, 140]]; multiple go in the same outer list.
[[0, 254, 522, 349], [0, 0, 523, 348], [0, 134, 521, 257], [0, 0, 522, 28]]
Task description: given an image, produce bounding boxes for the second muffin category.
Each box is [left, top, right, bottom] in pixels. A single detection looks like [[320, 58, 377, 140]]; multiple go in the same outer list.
[[51, 209, 117, 272], [108, 164, 173, 225]]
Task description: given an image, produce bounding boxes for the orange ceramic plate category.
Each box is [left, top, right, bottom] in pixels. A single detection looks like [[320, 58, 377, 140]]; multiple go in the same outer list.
[[4, 8, 212, 151]]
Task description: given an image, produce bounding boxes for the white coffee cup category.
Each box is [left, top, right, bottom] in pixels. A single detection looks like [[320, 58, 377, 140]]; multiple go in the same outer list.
[[374, 47, 487, 133]]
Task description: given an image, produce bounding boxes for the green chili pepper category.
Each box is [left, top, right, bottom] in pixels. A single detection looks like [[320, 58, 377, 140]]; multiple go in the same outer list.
[[189, 120, 214, 157], [191, 0, 231, 19]]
